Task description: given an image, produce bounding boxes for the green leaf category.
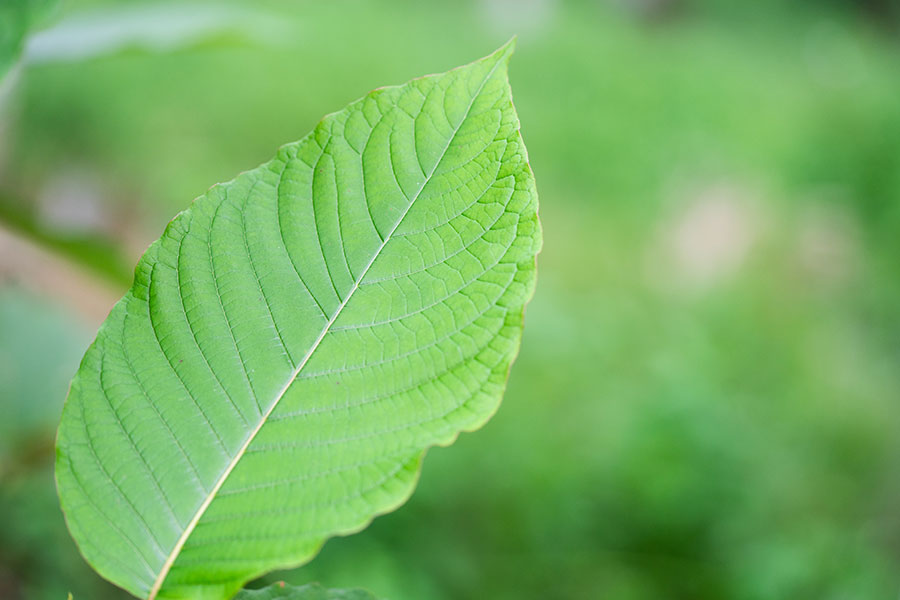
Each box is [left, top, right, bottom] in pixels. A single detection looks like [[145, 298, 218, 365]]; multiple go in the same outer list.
[[56, 40, 540, 600], [235, 582, 377, 600]]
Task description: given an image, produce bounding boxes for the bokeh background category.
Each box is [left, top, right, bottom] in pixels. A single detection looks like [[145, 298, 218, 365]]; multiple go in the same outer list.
[[2, 0, 900, 598]]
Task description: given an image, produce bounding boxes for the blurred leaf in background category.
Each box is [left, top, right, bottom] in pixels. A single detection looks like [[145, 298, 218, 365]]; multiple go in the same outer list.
[[2, 1, 900, 599], [236, 582, 379, 600], [21, 1, 290, 65], [0, 0, 58, 81]]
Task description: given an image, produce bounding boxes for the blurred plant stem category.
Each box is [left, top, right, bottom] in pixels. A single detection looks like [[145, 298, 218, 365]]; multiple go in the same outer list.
[[0, 222, 122, 328]]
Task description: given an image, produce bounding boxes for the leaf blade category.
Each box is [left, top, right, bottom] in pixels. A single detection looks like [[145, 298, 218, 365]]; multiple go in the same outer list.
[[56, 39, 540, 600]]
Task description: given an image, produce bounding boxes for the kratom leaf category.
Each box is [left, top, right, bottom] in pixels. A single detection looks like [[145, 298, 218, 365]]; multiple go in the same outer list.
[[235, 583, 377, 600], [56, 40, 540, 600]]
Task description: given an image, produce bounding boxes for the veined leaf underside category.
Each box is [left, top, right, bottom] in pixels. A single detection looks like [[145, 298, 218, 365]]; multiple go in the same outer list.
[[56, 39, 540, 600]]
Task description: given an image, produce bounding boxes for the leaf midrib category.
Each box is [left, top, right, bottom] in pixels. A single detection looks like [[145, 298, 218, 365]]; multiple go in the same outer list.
[[146, 56, 504, 599]]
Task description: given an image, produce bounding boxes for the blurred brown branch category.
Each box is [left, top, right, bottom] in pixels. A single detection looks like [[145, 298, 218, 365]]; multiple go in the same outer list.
[[0, 223, 122, 328]]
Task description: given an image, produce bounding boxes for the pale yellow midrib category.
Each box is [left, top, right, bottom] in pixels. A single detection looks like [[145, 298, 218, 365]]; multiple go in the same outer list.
[[146, 57, 503, 600]]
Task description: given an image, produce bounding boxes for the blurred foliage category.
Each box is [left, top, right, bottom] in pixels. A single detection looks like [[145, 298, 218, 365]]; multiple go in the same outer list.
[[2, 1, 900, 599], [0, 0, 58, 80], [237, 582, 379, 600]]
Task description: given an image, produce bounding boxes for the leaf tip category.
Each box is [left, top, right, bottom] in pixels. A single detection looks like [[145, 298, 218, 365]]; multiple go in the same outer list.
[[496, 35, 517, 60]]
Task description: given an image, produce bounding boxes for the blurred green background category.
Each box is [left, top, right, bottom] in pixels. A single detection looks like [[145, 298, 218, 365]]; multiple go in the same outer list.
[[2, 0, 900, 598]]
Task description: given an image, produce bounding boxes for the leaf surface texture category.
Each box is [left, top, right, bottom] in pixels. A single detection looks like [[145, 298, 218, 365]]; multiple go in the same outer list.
[[56, 41, 540, 600]]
